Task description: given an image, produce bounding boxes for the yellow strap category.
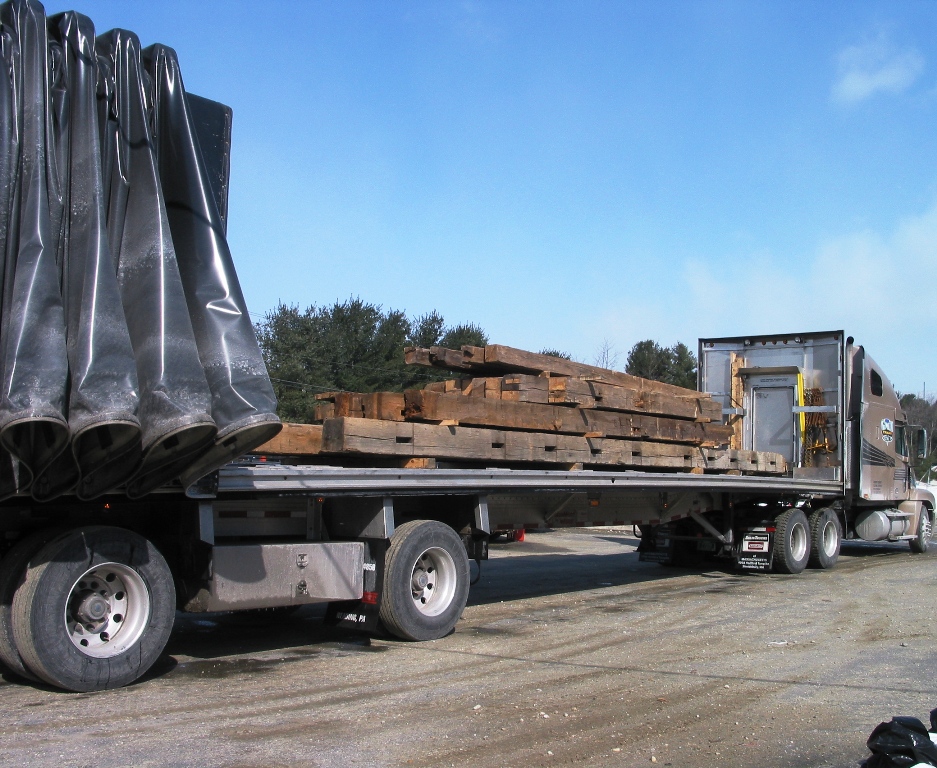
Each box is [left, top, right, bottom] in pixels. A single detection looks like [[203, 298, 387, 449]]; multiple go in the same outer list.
[[796, 372, 806, 439]]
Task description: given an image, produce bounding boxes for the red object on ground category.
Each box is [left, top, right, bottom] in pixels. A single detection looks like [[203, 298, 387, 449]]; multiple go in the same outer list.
[[514, 528, 526, 542]]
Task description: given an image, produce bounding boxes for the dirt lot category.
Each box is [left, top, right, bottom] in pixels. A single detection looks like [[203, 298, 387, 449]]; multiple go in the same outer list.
[[1, 529, 936, 768]]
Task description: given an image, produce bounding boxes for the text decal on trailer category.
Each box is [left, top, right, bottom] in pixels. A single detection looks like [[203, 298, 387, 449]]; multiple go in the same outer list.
[[737, 533, 772, 571], [336, 612, 368, 624]]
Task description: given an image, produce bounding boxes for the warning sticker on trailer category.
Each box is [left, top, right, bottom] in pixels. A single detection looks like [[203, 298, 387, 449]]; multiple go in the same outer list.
[[737, 533, 771, 571]]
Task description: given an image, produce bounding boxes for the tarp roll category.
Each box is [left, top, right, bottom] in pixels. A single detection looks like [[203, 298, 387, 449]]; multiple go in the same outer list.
[[0, 0, 280, 502], [0, 0, 70, 500], [28, 12, 144, 502], [143, 43, 281, 491], [0, 16, 20, 497]]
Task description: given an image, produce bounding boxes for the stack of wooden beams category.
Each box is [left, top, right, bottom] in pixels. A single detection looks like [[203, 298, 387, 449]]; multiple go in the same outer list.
[[258, 344, 786, 475]]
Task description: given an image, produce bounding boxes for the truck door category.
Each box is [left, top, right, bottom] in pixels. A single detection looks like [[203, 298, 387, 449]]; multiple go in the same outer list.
[[858, 363, 901, 501], [752, 386, 796, 464]]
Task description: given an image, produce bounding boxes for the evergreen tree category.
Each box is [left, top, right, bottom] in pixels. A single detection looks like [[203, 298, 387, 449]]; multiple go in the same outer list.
[[256, 300, 488, 421], [668, 342, 698, 389], [625, 340, 672, 381], [439, 323, 488, 349], [540, 348, 572, 360], [625, 339, 698, 389]]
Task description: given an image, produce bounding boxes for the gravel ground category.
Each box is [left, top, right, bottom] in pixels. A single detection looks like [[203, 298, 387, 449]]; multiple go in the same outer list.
[[1, 529, 935, 768]]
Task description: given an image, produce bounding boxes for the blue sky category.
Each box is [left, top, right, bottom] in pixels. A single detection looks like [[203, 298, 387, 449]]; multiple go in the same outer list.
[[45, 0, 937, 395]]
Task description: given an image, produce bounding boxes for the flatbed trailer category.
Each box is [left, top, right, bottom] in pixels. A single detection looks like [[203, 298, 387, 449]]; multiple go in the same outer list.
[[0, 457, 847, 689]]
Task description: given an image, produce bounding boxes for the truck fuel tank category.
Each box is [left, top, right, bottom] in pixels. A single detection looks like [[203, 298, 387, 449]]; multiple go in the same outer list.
[[853, 509, 911, 541]]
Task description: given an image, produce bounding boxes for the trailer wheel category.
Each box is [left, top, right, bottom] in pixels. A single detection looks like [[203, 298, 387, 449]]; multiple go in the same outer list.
[[910, 506, 932, 554], [11, 527, 175, 692], [379, 520, 470, 642], [807, 508, 841, 569], [0, 529, 62, 681], [772, 509, 810, 574]]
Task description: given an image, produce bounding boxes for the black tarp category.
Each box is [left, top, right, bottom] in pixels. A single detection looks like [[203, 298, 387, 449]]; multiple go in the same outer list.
[[143, 43, 280, 491], [0, 0, 280, 501]]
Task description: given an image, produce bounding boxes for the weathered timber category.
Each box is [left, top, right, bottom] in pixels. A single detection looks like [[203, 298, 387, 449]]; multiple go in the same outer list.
[[317, 392, 406, 421], [422, 379, 466, 394], [313, 401, 336, 421], [256, 422, 323, 455], [729, 352, 744, 450], [406, 343, 701, 398], [404, 347, 434, 367], [500, 375, 557, 404], [319, 417, 785, 473], [404, 390, 732, 446], [501, 375, 721, 421], [363, 393, 406, 421]]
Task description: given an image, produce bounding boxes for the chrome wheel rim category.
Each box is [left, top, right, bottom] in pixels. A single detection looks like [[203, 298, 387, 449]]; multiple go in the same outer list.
[[410, 547, 457, 617], [65, 562, 150, 658], [922, 513, 932, 541], [821, 520, 838, 557], [790, 523, 808, 562]]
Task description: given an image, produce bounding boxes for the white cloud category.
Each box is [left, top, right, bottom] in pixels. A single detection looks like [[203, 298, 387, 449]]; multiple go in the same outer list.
[[832, 35, 924, 105], [580, 203, 937, 394], [691, 205, 937, 393]]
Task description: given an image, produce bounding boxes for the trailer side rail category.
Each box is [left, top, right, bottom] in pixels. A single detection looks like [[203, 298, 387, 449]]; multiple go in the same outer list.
[[213, 464, 844, 497]]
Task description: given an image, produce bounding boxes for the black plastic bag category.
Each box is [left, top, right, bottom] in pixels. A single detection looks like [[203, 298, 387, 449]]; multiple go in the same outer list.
[[864, 715, 937, 767]]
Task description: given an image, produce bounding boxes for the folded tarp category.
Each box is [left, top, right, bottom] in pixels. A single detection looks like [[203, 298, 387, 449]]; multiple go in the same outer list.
[[0, 0, 280, 501]]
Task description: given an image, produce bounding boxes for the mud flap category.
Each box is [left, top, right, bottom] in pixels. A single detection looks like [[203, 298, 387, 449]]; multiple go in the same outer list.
[[637, 527, 674, 564], [736, 531, 773, 571], [326, 540, 387, 633]]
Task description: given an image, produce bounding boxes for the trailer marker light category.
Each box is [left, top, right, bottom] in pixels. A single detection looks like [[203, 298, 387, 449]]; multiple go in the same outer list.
[[362, 591, 378, 605], [766, 527, 776, 533]]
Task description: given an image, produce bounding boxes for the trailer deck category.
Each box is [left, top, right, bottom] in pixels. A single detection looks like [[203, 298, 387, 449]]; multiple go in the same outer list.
[[212, 463, 844, 497]]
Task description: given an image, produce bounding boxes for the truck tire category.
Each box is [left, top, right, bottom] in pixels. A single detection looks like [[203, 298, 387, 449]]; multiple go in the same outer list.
[[0, 529, 62, 681], [807, 508, 841, 569], [11, 527, 175, 692], [772, 509, 810, 574], [910, 506, 932, 554], [379, 520, 470, 642]]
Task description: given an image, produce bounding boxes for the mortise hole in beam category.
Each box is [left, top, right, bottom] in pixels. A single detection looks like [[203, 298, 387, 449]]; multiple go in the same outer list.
[[395, 436, 412, 444], [591, 449, 602, 455], [544, 445, 556, 452], [491, 442, 504, 449]]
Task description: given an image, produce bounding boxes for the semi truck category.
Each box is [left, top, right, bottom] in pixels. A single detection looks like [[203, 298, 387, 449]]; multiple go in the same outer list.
[[0, 1, 931, 693], [2, 328, 931, 693], [636, 331, 934, 571]]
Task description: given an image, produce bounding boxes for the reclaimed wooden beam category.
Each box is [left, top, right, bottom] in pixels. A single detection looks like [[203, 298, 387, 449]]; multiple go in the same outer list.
[[255, 422, 323, 455], [404, 390, 732, 446], [406, 343, 718, 402], [318, 417, 785, 474], [316, 392, 406, 421]]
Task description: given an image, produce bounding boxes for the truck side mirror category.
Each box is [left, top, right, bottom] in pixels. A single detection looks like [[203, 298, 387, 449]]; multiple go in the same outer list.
[[917, 427, 928, 459]]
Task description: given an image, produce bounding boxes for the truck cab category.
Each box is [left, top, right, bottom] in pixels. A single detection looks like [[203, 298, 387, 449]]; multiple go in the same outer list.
[[694, 331, 934, 568]]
